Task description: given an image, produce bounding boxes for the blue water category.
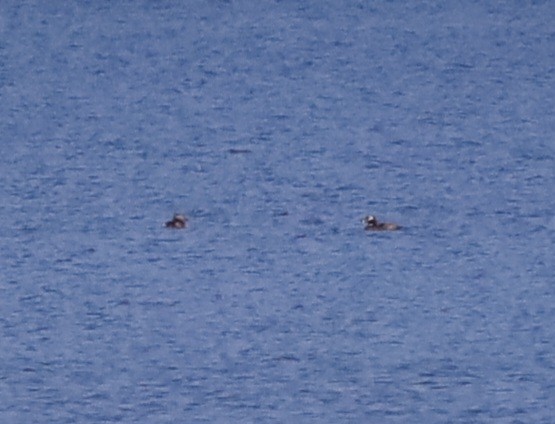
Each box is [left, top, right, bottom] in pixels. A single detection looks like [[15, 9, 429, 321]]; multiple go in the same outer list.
[[1, 1, 554, 422]]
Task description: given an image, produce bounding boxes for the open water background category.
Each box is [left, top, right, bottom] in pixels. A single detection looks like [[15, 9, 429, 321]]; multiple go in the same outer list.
[[1, 1, 554, 422]]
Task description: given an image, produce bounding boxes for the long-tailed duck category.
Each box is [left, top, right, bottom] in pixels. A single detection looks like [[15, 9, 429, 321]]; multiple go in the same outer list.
[[362, 215, 400, 231], [165, 214, 188, 229]]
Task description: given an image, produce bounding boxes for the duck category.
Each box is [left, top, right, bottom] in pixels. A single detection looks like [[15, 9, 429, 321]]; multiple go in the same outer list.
[[362, 215, 400, 231], [165, 213, 188, 229]]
